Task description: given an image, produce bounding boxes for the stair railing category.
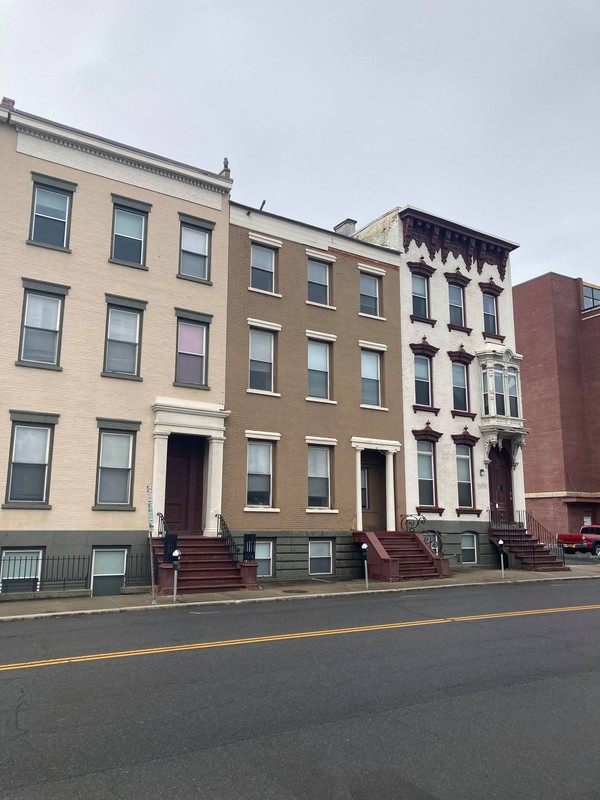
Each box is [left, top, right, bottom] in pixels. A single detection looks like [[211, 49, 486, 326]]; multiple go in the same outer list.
[[216, 514, 240, 565], [516, 510, 565, 565]]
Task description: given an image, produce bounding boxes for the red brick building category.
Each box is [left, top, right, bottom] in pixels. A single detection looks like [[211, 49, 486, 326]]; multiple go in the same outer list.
[[513, 273, 600, 534]]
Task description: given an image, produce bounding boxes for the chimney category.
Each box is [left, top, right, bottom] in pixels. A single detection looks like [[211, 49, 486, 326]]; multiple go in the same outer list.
[[1, 97, 16, 110], [334, 218, 357, 237]]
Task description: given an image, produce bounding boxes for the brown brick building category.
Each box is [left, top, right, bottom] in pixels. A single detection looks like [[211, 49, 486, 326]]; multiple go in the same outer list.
[[513, 272, 600, 533], [221, 204, 406, 580]]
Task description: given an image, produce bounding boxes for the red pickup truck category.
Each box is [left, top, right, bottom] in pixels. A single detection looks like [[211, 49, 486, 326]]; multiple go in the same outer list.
[[557, 525, 600, 556]]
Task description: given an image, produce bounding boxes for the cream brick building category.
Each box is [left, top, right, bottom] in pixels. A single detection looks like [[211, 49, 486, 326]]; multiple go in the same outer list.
[[0, 102, 232, 591]]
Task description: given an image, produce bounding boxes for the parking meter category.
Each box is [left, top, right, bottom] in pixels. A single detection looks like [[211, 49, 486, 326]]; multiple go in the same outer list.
[[361, 543, 369, 589], [172, 549, 181, 601], [498, 539, 505, 578]]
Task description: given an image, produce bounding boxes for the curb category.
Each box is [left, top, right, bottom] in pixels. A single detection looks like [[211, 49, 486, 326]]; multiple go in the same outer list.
[[2, 572, 599, 623]]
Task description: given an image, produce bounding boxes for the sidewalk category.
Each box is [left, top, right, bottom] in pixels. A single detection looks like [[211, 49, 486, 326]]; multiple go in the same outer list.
[[1, 562, 600, 622]]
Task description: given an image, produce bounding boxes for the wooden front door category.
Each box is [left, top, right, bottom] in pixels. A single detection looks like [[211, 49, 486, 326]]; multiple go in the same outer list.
[[165, 435, 205, 532], [488, 443, 514, 523], [361, 451, 386, 531]]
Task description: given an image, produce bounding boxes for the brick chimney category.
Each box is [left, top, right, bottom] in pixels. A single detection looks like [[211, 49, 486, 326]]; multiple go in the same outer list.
[[334, 218, 357, 237]]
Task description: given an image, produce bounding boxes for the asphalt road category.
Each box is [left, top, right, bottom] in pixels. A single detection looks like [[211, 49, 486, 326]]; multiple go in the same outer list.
[[2, 581, 600, 800]]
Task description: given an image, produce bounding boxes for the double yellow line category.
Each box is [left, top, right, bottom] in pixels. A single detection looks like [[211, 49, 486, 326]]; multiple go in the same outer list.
[[2, 603, 600, 673]]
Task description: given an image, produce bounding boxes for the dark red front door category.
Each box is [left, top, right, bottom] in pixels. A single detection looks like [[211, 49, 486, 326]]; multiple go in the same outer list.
[[488, 443, 514, 523], [165, 435, 205, 531]]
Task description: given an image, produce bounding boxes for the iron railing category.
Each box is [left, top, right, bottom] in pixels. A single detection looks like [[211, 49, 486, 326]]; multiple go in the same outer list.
[[216, 513, 240, 564], [422, 530, 443, 556], [0, 553, 152, 593], [489, 509, 565, 567]]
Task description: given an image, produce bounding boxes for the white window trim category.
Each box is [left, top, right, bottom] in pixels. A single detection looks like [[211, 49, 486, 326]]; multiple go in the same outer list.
[[305, 330, 337, 342], [248, 232, 283, 248], [360, 404, 389, 411], [247, 389, 282, 398], [306, 300, 337, 311], [306, 248, 336, 262], [308, 540, 333, 575], [358, 312, 387, 321], [306, 397, 337, 405], [306, 508, 340, 514], [247, 318, 282, 332], [358, 339, 387, 351], [245, 430, 281, 441], [0, 548, 43, 592], [358, 264, 386, 277], [244, 506, 281, 513], [305, 436, 338, 445], [248, 287, 283, 299], [255, 540, 273, 577]]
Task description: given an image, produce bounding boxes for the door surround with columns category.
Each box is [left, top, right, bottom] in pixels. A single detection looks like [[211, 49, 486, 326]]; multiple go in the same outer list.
[[351, 437, 401, 531]]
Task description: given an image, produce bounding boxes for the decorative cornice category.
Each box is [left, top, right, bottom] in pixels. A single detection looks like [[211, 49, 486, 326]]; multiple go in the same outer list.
[[412, 422, 443, 442], [407, 257, 436, 278], [444, 268, 471, 288], [16, 124, 230, 196], [447, 344, 475, 365], [478, 279, 504, 297], [409, 337, 439, 358], [400, 212, 514, 280], [451, 427, 480, 447]]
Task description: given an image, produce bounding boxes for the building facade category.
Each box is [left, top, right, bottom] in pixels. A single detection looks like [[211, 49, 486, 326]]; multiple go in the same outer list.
[[513, 272, 600, 533], [355, 207, 527, 566], [221, 204, 406, 581], [0, 101, 232, 591]]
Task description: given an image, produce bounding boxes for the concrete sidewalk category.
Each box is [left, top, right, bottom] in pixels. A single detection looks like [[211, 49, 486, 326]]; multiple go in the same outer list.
[[2, 561, 600, 622]]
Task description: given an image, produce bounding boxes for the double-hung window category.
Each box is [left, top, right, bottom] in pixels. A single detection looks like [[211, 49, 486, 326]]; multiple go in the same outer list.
[[456, 444, 474, 507], [309, 540, 332, 575], [18, 279, 69, 369], [417, 440, 435, 507], [361, 349, 381, 406], [29, 173, 76, 250], [308, 259, 330, 305], [308, 446, 330, 508], [103, 295, 147, 379], [483, 293, 497, 334], [412, 274, 428, 318], [359, 273, 380, 316], [494, 366, 506, 415], [251, 244, 275, 292], [179, 214, 214, 281], [174, 309, 212, 387], [449, 284, 464, 326], [111, 195, 151, 267], [461, 533, 477, 563], [247, 441, 273, 506], [508, 367, 519, 417], [484, 363, 520, 418], [414, 355, 431, 406], [255, 541, 273, 577], [94, 419, 140, 509], [249, 327, 276, 392], [452, 363, 468, 411], [308, 340, 330, 399], [5, 411, 59, 507]]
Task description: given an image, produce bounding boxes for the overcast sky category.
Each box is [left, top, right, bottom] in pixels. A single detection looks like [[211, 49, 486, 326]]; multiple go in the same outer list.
[[1, 0, 598, 286]]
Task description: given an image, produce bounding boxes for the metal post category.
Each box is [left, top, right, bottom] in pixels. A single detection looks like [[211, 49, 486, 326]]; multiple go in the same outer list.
[[172, 549, 181, 602], [361, 543, 369, 589], [498, 539, 505, 579]]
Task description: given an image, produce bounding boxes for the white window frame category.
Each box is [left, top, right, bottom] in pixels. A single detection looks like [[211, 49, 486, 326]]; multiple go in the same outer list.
[[180, 224, 210, 281], [8, 424, 51, 504], [249, 328, 275, 393], [255, 541, 273, 577], [414, 355, 432, 406], [412, 273, 429, 318], [246, 440, 273, 508], [361, 349, 381, 407], [0, 549, 43, 593], [307, 259, 330, 306], [359, 272, 380, 316], [456, 444, 474, 508], [307, 339, 330, 399], [31, 185, 71, 249], [250, 243, 276, 293], [452, 362, 468, 412], [307, 445, 331, 509], [20, 291, 63, 366], [483, 293, 498, 335], [461, 533, 477, 564], [96, 431, 134, 507], [308, 540, 333, 575], [417, 440, 436, 507], [112, 207, 146, 265], [449, 284, 464, 327], [176, 319, 207, 387], [105, 307, 141, 377]]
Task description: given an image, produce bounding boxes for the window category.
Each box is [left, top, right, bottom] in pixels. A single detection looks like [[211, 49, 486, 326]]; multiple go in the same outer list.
[[174, 309, 212, 387], [29, 173, 76, 250], [583, 284, 600, 310], [103, 295, 146, 378], [308, 340, 329, 399], [308, 259, 330, 305], [508, 367, 519, 417], [412, 274, 428, 318], [308, 446, 330, 508], [5, 411, 58, 507], [415, 355, 431, 406], [452, 363, 468, 412], [179, 214, 213, 281], [482, 368, 489, 415], [111, 195, 151, 267], [360, 273, 380, 316], [0, 549, 43, 593], [361, 350, 380, 406], [18, 280, 69, 368], [449, 284, 464, 326], [417, 440, 435, 507], [494, 366, 506, 415], [361, 467, 369, 509], [483, 293, 497, 334], [309, 540, 332, 575], [251, 244, 275, 292], [94, 420, 140, 508], [461, 533, 477, 564], [249, 329, 274, 391], [247, 441, 272, 506], [255, 541, 273, 577], [456, 444, 473, 507]]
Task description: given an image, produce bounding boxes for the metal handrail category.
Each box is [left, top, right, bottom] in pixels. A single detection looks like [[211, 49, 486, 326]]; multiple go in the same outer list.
[[156, 512, 170, 538], [216, 514, 240, 565]]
